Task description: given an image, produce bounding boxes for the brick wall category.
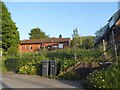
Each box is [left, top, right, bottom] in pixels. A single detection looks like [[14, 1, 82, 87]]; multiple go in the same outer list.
[[18, 44, 41, 52]]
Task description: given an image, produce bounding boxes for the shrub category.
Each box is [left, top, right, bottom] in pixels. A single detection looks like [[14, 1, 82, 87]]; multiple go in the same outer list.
[[58, 71, 81, 80], [17, 53, 44, 75], [59, 59, 77, 71], [4, 57, 20, 72], [18, 63, 37, 75], [0, 56, 7, 72], [7, 46, 18, 56], [82, 64, 119, 88], [3, 48, 101, 77]]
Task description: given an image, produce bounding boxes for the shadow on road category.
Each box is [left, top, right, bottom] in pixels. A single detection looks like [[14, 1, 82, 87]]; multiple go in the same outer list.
[[56, 80, 83, 88], [0, 80, 13, 90]]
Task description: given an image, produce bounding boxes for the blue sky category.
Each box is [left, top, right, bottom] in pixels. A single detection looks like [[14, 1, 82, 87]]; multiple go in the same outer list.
[[4, 2, 118, 40]]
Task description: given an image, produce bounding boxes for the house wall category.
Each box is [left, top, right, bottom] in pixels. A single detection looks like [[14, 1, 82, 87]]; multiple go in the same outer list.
[[18, 44, 41, 52], [60, 41, 70, 48], [43, 42, 58, 47], [18, 41, 70, 52]]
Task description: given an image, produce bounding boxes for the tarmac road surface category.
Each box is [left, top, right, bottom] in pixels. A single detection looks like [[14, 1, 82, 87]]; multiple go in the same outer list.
[[0, 72, 84, 89]]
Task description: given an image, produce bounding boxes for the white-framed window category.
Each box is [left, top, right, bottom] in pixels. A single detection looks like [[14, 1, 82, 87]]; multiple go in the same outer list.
[[30, 46, 32, 50], [58, 44, 63, 49], [39, 45, 41, 49]]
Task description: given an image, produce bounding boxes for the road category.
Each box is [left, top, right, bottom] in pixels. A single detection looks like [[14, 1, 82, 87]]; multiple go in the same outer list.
[[0, 72, 84, 89]]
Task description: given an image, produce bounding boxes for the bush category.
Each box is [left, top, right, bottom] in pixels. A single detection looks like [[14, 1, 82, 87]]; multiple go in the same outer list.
[[7, 46, 18, 56], [59, 59, 77, 71], [4, 57, 20, 72], [46, 48, 100, 62], [82, 64, 119, 88], [58, 71, 81, 80], [3, 48, 101, 77], [0, 56, 7, 72], [18, 63, 37, 75]]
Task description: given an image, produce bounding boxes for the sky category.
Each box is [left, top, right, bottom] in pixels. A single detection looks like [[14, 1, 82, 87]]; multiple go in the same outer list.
[[4, 2, 118, 40]]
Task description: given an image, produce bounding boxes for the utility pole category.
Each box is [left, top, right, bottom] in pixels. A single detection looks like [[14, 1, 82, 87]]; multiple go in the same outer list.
[[74, 38, 77, 61], [103, 39, 107, 61], [20, 45, 22, 58]]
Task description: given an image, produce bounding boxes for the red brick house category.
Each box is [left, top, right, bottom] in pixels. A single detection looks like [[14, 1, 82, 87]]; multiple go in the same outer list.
[[18, 38, 71, 52]]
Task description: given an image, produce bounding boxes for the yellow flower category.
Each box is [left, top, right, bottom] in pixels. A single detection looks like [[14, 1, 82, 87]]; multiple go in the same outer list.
[[60, 72, 63, 76], [103, 86, 105, 88], [94, 85, 96, 87], [25, 65, 28, 69]]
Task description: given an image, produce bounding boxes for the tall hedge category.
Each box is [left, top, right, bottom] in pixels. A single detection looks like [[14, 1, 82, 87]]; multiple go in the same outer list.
[[1, 1, 19, 51]]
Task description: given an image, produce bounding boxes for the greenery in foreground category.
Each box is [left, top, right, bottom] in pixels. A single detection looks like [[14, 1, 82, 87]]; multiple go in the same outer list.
[[82, 64, 119, 89], [2, 48, 120, 88], [1, 1, 119, 88], [3, 48, 100, 74]]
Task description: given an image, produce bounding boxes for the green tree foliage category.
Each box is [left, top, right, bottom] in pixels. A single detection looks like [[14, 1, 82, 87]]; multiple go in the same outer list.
[[29, 27, 49, 39], [82, 36, 95, 49], [0, 2, 2, 48], [71, 28, 94, 50], [7, 46, 18, 56], [59, 34, 62, 38], [71, 28, 81, 47], [1, 2, 20, 51]]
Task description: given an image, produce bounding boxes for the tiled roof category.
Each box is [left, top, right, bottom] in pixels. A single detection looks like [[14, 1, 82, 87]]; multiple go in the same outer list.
[[20, 38, 70, 44]]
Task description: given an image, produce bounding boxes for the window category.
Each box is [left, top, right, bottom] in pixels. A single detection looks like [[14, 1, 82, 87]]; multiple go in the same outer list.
[[52, 45, 58, 48], [30, 46, 32, 50], [39, 45, 41, 49], [59, 44, 63, 49], [25, 46, 29, 51]]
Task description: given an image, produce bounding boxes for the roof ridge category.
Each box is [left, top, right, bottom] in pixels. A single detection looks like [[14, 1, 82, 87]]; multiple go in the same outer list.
[[20, 38, 70, 44]]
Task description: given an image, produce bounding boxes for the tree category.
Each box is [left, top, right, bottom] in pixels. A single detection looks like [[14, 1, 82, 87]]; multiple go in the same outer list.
[[29, 27, 49, 39], [0, 2, 2, 49], [71, 28, 80, 47], [82, 36, 94, 49], [72, 28, 80, 60], [71, 28, 94, 50], [59, 34, 62, 38], [7, 46, 18, 56], [1, 2, 20, 51]]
